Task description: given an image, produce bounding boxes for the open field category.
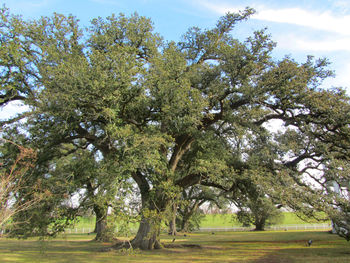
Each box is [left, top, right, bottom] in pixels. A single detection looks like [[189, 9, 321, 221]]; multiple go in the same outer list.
[[1, 230, 349, 262], [200, 212, 330, 228], [66, 212, 331, 233]]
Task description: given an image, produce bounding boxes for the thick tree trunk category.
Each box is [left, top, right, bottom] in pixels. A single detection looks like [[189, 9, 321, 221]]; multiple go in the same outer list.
[[86, 181, 109, 241], [181, 218, 190, 232], [114, 171, 166, 250], [254, 219, 265, 231], [93, 204, 108, 241], [128, 194, 166, 250], [130, 217, 162, 249]]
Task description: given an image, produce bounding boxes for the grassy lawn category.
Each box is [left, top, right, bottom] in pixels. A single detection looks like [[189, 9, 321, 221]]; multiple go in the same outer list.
[[199, 212, 330, 228], [1, 230, 349, 262], [70, 212, 331, 232]]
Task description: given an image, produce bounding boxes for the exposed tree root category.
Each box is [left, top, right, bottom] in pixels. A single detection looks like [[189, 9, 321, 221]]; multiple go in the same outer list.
[[100, 240, 202, 252]]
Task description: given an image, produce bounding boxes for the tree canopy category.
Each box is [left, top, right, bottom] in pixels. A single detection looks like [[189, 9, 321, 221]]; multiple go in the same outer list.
[[1, 6, 350, 248]]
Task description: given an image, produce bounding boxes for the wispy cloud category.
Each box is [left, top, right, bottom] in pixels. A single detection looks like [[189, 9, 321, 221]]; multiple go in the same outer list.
[[200, 1, 350, 37], [334, 0, 350, 13], [199, 1, 350, 52], [294, 38, 350, 52], [321, 62, 350, 89], [254, 8, 350, 37], [197, 0, 350, 89]]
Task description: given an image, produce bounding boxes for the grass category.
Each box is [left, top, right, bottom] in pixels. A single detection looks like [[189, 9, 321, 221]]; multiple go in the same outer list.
[[71, 212, 330, 232], [282, 212, 329, 225], [0, 230, 349, 262], [67, 217, 96, 232], [198, 212, 330, 229]]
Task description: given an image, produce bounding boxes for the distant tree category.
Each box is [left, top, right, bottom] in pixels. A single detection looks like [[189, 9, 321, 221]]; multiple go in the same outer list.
[[51, 147, 131, 241], [235, 196, 283, 231], [229, 130, 283, 231], [7, 139, 131, 240], [175, 186, 225, 233], [325, 160, 350, 241]]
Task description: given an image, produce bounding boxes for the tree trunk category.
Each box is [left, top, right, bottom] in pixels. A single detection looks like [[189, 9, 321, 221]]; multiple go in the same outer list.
[[128, 193, 166, 250], [114, 171, 166, 250], [181, 218, 190, 232], [130, 216, 162, 249], [180, 201, 200, 232], [254, 219, 265, 231], [168, 203, 177, 236], [93, 204, 108, 241]]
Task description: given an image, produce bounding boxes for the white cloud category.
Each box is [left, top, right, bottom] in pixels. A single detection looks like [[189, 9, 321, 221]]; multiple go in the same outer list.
[[323, 63, 350, 89], [197, 0, 350, 91], [254, 8, 350, 37], [200, 1, 350, 37], [0, 101, 29, 121], [198, 1, 243, 16], [296, 38, 350, 52], [275, 34, 350, 52], [334, 0, 350, 12]]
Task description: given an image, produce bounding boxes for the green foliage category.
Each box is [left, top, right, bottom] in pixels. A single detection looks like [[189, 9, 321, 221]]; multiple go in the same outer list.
[[2, 4, 350, 246], [174, 185, 227, 232], [235, 197, 283, 230], [178, 207, 205, 232], [96, 216, 117, 242]]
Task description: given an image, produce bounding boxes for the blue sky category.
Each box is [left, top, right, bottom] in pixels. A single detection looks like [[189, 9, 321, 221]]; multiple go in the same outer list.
[[2, 0, 350, 118]]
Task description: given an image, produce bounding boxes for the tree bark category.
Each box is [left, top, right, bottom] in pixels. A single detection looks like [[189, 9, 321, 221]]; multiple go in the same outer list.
[[168, 203, 177, 236], [114, 171, 166, 250], [254, 219, 265, 231], [181, 218, 190, 232], [93, 204, 108, 241], [180, 201, 200, 232], [130, 216, 162, 249]]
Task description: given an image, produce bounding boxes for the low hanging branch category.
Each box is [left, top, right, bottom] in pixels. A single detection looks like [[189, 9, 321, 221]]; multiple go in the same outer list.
[[0, 138, 42, 229]]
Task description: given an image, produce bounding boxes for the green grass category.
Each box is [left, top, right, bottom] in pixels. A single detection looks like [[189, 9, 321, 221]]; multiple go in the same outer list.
[[200, 213, 238, 228], [1, 230, 349, 262], [64, 212, 330, 237], [67, 212, 331, 234], [282, 212, 329, 225], [200, 212, 330, 228], [75, 217, 96, 228], [67, 217, 96, 232]]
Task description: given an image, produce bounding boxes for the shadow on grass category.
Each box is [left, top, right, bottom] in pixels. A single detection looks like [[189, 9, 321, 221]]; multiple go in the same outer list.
[[1, 231, 350, 263], [251, 247, 350, 263]]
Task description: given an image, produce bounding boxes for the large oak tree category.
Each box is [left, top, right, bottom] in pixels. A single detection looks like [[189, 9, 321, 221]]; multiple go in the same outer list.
[[2, 6, 350, 248]]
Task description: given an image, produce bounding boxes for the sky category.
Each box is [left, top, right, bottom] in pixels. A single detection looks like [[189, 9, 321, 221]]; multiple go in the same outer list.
[[1, 0, 350, 118]]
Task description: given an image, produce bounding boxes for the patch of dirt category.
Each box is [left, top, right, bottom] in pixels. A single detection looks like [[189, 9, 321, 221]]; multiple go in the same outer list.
[[163, 243, 202, 249]]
